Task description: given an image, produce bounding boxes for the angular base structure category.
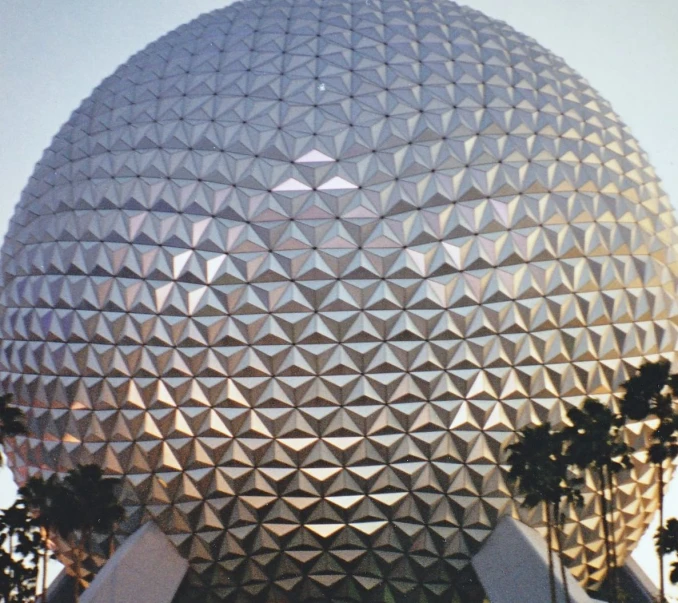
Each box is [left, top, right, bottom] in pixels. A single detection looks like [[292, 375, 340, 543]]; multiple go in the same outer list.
[[79, 521, 188, 603], [42, 515, 657, 603], [616, 557, 659, 603], [45, 570, 75, 603], [472, 516, 596, 603]]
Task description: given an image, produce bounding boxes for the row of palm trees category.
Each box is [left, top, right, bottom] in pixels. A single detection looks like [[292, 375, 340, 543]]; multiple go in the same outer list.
[[0, 394, 124, 603], [507, 360, 678, 603]]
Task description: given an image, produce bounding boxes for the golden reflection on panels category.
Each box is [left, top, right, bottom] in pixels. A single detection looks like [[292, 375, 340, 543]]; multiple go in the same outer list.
[[1, 0, 677, 600]]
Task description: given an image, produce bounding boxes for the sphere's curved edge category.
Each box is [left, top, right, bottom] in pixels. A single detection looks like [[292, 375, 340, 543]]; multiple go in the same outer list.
[[1, 0, 676, 600]]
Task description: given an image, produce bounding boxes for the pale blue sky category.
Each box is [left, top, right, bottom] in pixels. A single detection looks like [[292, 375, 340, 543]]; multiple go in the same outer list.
[[1, 0, 678, 594]]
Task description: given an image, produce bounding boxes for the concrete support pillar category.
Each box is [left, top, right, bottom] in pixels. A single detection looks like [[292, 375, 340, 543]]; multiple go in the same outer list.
[[472, 516, 596, 603], [79, 521, 188, 603]]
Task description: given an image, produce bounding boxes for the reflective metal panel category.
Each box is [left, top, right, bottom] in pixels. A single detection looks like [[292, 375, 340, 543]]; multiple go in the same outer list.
[[2, 0, 677, 600]]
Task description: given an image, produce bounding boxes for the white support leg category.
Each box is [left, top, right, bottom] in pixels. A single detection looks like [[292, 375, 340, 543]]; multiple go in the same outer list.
[[472, 516, 598, 603], [80, 521, 188, 603]]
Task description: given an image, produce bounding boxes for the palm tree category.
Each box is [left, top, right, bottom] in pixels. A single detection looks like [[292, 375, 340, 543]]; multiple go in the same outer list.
[[19, 474, 62, 602], [507, 423, 579, 603], [0, 497, 40, 602], [562, 398, 631, 601], [16, 466, 124, 602], [621, 360, 678, 603], [0, 548, 36, 603], [0, 394, 27, 465], [59, 464, 125, 603], [656, 518, 678, 586], [620, 360, 671, 422], [648, 438, 678, 603]]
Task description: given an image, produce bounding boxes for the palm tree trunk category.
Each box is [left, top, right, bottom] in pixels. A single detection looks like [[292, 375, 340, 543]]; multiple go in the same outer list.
[[80, 527, 93, 601], [41, 528, 49, 602], [7, 525, 16, 602], [71, 534, 81, 603], [35, 543, 44, 602], [606, 468, 620, 601], [108, 527, 117, 559], [597, 466, 614, 594], [658, 462, 665, 603], [3, 559, 10, 603], [554, 503, 571, 603], [546, 505, 557, 603]]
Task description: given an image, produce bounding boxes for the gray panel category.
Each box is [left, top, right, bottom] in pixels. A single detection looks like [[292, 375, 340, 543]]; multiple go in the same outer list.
[[472, 516, 594, 603], [81, 522, 188, 603]]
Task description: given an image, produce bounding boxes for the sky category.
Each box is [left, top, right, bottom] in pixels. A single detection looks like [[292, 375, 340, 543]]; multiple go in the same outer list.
[[1, 0, 678, 596]]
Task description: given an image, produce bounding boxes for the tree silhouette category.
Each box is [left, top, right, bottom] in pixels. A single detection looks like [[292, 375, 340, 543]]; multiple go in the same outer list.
[[0, 497, 40, 602], [58, 465, 125, 603], [621, 360, 678, 603], [0, 394, 27, 467], [19, 475, 62, 602], [656, 518, 678, 587], [18, 466, 124, 603], [562, 397, 631, 600], [0, 548, 35, 603], [507, 423, 580, 603]]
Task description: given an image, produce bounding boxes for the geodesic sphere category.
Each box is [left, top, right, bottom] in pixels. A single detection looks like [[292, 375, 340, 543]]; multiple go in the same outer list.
[[2, 0, 678, 601]]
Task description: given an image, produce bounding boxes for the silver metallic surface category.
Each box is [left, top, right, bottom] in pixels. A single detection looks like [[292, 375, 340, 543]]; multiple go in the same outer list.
[[2, 0, 678, 600]]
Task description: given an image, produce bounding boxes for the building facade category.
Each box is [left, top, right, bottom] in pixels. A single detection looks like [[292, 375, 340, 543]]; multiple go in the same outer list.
[[2, 0, 678, 600]]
